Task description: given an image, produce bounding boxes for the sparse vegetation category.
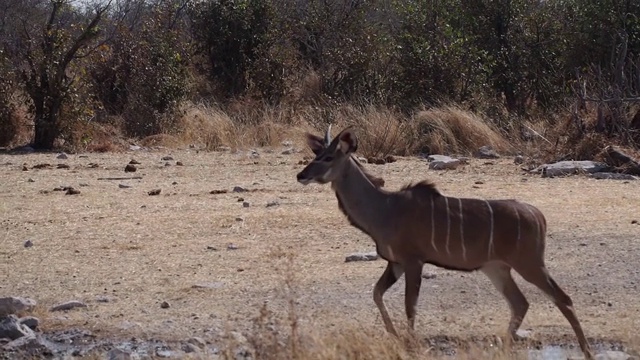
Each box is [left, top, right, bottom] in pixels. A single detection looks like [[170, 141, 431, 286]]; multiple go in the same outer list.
[[0, 0, 637, 157]]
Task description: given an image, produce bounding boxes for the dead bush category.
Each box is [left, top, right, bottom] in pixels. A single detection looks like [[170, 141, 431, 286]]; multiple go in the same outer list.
[[411, 106, 513, 156]]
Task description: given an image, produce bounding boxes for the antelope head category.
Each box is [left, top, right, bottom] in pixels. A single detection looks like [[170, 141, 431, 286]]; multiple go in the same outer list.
[[296, 125, 358, 185]]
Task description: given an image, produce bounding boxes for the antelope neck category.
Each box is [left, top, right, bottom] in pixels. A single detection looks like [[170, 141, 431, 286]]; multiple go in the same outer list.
[[330, 158, 391, 243]]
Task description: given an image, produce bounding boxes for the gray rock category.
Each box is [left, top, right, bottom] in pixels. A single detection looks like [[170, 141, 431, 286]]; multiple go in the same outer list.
[[24, 240, 33, 248], [56, 152, 68, 160], [590, 172, 639, 180], [233, 186, 248, 193], [474, 145, 500, 159], [182, 342, 200, 353], [514, 155, 525, 165], [227, 243, 239, 250], [160, 301, 170, 309], [191, 282, 224, 289], [266, 200, 279, 208], [50, 300, 87, 312], [119, 184, 132, 189], [156, 348, 172, 358], [129, 145, 142, 151], [595, 350, 634, 360], [0, 315, 34, 340], [187, 337, 207, 349], [19, 316, 39, 330], [281, 148, 295, 155], [541, 160, 609, 177], [0, 297, 36, 316], [161, 156, 174, 161], [427, 155, 461, 170], [345, 252, 379, 262], [107, 348, 132, 360], [242, 201, 250, 208], [1, 333, 42, 353]]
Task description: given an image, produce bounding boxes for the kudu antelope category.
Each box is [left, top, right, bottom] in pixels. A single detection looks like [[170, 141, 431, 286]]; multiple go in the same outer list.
[[296, 126, 594, 359]]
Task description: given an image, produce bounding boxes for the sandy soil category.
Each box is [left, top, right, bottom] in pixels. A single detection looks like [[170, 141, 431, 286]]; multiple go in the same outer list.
[[1, 145, 639, 357]]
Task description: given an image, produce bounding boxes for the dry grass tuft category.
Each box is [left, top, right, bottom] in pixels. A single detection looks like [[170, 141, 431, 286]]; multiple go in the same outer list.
[[411, 106, 514, 156], [177, 102, 238, 150]]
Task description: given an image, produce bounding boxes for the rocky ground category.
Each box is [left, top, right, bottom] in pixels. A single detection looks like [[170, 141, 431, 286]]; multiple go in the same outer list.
[[1, 143, 639, 359]]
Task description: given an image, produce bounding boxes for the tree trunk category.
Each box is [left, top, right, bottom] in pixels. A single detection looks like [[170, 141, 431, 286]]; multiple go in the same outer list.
[[33, 116, 58, 149]]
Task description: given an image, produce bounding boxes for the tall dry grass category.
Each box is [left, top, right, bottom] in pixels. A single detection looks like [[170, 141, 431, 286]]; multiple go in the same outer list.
[[411, 106, 516, 156]]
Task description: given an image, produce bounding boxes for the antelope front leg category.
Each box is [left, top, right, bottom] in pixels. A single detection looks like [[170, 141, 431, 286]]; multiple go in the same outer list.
[[373, 261, 403, 336], [404, 261, 424, 332]]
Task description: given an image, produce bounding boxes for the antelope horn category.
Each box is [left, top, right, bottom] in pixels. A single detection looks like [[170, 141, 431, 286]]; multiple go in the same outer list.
[[324, 124, 332, 146]]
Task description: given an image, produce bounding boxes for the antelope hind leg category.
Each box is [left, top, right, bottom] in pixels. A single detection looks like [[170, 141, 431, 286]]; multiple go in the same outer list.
[[481, 262, 529, 342], [373, 261, 403, 336], [515, 264, 594, 360]]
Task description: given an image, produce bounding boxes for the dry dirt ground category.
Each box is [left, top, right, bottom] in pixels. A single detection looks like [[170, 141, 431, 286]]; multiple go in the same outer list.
[[1, 144, 639, 359]]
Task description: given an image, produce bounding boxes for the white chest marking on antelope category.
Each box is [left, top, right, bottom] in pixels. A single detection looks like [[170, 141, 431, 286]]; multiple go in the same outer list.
[[459, 198, 466, 261], [444, 197, 451, 256], [430, 197, 438, 253], [485, 200, 495, 258]]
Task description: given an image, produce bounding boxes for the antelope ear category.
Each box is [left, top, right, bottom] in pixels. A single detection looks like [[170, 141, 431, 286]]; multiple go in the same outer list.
[[305, 133, 325, 155], [337, 128, 358, 154]]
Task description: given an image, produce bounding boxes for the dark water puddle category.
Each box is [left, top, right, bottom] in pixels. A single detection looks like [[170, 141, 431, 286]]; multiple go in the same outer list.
[[423, 334, 637, 359]]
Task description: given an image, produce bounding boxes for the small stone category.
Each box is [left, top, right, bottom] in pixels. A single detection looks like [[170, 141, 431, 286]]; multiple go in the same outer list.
[[367, 157, 386, 165], [57, 163, 70, 169], [176, 161, 184, 166], [124, 164, 137, 172], [129, 145, 142, 151], [227, 243, 239, 250], [119, 184, 132, 189], [164, 162, 171, 167], [129, 159, 141, 165], [427, 155, 461, 170], [235, 217, 243, 222], [242, 201, 250, 208], [475, 145, 500, 159], [475, 181, 484, 185], [79, 183, 89, 187], [281, 148, 295, 155], [187, 337, 207, 349], [0, 297, 37, 316], [160, 301, 170, 309], [148, 189, 161, 196], [27, 178, 35, 182], [385, 155, 397, 163], [65, 187, 81, 195], [50, 300, 87, 312], [96, 296, 111, 303], [632, 220, 638, 224], [162, 156, 174, 161], [422, 272, 437, 280], [233, 186, 248, 193], [514, 155, 525, 165], [191, 282, 223, 289], [19, 316, 39, 330], [24, 240, 33, 248], [210, 189, 228, 194], [22, 165, 28, 171], [266, 200, 279, 208], [156, 348, 172, 358], [207, 246, 218, 251], [107, 348, 132, 360], [56, 153, 68, 159], [182, 343, 200, 353], [237, 197, 244, 201], [345, 252, 379, 262]]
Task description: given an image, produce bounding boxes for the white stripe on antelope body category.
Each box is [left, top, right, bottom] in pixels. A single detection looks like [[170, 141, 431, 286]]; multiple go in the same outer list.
[[296, 126, 594, 360]]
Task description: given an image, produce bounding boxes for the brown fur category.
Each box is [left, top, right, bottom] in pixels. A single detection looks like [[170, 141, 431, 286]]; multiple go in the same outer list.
[[297, 127, 594, 360]]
